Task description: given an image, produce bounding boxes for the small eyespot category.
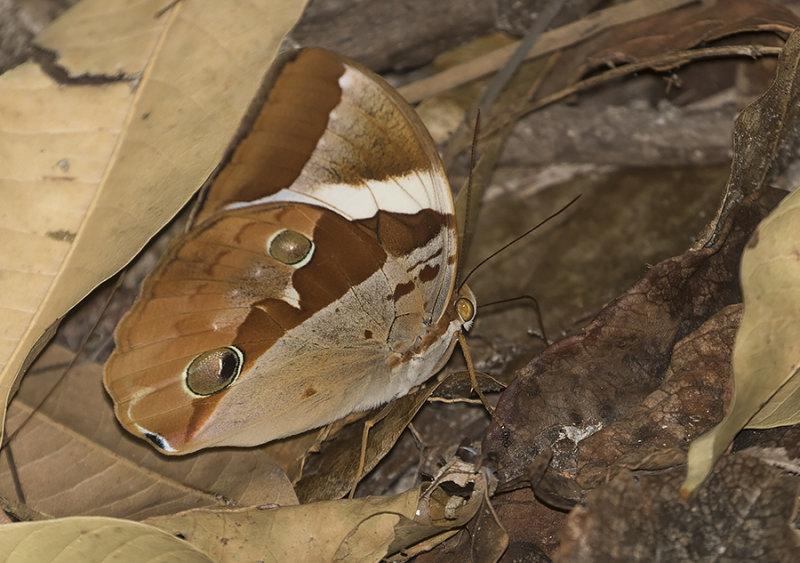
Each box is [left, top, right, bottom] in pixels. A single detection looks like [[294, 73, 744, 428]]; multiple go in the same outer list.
[[456, 297, 476, 323], [268, 229, 314, 267], [144, 432, 169, 451], [185, 346, 243, 396]]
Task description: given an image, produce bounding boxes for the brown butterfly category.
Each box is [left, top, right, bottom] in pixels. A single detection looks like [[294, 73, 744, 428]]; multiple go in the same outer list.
[[103, 48, 476, 454]]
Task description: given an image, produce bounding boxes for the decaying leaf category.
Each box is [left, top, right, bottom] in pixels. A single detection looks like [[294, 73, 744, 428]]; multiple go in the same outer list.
[[582, 0, 797, 74], [0, 0, 309, 449], [0, 516, 213, 562], [396, 0, 697, 103], [735, 424, 800, 474], [697, 26, 800, 248], [482, 187, 782, 484], [147, 458, 498, 562], [557, 453, 800, 562], [576, 304, 741, 489]]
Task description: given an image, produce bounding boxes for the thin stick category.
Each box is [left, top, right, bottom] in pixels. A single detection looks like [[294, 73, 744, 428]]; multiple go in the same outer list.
[[444, 0, 566, 168], [455, 110, 481, 286]]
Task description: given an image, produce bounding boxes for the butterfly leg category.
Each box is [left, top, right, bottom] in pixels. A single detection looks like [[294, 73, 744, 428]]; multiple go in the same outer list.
[[348, 403, 395, 499], [458, 332, 505, 428]]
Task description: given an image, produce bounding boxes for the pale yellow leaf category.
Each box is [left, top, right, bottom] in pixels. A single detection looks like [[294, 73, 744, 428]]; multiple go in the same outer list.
[[0, 0, 309, 448], [146, 461, 496, 561], [0, 516, 213, 562], [683, 187, 800, 494], [147, 488, 421, 563]]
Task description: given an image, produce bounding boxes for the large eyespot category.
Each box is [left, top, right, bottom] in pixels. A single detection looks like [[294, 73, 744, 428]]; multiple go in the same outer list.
[[268, 229, 314, 267], [185, 346, 243, 396]]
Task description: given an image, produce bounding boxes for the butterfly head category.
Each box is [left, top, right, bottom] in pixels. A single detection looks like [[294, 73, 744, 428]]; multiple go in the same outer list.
[[455, 284, 477, 332]]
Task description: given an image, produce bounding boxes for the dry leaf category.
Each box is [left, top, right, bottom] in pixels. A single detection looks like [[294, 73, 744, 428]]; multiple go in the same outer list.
[[294, 370, 499, 503], [576, 304, 740, 489], [734, 189, 800, 431], [735, 424, 800, 474], [396, 0, 696, 103], [557, 453, 800, 562], [295, 381, 440, 503], [148, 460, 496, 562], [0, 0, 309, 447], [0, 516, 213, 562], [481, 186, 780, 483], [583, 0, 797, 72], [148, 491, 419, 563], [697, 26, 800, 248]]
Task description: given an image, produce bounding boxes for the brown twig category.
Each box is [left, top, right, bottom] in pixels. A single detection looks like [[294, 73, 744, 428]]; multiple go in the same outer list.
[[397, 0, 698, 103]]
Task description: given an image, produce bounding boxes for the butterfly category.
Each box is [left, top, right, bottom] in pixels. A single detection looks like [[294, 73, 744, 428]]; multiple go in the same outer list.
[[103, 47, 476, 454]]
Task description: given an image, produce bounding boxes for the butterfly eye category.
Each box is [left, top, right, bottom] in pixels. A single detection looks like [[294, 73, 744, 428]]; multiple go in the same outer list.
[[268, 229, 314, 267], [455, 297, 476, 324], [185, 346, 243, 396]]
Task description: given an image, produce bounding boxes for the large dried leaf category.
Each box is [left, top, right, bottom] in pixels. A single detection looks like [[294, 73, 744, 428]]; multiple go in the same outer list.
[[481, 186, 781, 483], [148, 492, 420, 563], [0, 0, 308, 446], [147, 460, 495, 562], [0, 516, 213, 562]]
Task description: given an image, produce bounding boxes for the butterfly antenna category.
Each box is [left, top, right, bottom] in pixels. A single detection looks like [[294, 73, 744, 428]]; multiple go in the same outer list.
[[459, 194, 582, 290], [455, 110, 481, 287]]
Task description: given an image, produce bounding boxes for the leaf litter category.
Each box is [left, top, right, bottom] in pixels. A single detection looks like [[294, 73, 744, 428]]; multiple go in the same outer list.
[[4, 0, 800, 561]]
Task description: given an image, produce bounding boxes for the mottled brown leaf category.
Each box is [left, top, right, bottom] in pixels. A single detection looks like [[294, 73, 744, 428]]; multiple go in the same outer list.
[[698, 27, 800, 248], [556, 454, 800, 562], [577, 304, 741, 489]]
